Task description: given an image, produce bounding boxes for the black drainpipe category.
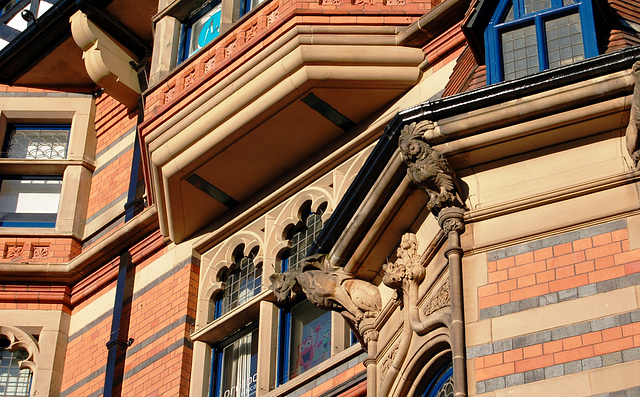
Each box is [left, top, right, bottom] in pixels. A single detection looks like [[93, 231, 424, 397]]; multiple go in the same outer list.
[[103, 99, 145, 396]]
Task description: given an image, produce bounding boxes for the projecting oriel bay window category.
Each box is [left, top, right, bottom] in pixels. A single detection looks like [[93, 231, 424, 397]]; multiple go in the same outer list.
[[485, 0, 599, 83]]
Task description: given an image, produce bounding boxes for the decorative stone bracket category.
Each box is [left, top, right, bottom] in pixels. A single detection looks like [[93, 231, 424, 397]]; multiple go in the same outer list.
[[70, 11, 141, 109]]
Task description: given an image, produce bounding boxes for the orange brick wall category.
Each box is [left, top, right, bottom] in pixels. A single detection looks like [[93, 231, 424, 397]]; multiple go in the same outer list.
[[475, 321, 640, 382], [478, 228, 638, 311], [470, 220, 640, 393]]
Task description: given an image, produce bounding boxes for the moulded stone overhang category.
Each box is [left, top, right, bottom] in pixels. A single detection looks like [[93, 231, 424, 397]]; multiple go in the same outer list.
[[143, 27, 426, 243]]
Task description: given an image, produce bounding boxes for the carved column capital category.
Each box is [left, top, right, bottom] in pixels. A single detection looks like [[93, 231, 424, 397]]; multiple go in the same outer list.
[[438, 207, 465, 234], [363, 329, 379, 344]]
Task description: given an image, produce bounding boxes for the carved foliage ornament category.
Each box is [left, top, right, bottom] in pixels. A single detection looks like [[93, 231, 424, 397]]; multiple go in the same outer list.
[[424, 279, 450, 317], [269, 254, 382, 325], [398, 120, 465, 216], [626, 61, 640, 169]]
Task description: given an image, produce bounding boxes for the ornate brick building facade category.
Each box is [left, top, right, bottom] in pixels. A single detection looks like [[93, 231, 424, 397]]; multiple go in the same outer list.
[[0, 0, 639, 396]]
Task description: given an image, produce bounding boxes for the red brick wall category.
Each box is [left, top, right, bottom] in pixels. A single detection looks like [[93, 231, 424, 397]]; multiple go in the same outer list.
[[0, 237, 81, 263]]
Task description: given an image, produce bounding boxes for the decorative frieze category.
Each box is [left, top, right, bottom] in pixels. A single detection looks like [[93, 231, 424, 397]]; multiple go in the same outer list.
[[424, 279, 450, 316], [32, 245, 50, 259], [267, 8, 279, 25]]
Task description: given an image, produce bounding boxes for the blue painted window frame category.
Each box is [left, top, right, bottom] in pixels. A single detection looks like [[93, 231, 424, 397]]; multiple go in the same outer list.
[[484, 0, 599, 84], [422, 363, 453, 397], [178, 0, 222, 64], [0, 175, 62, 228], [209, 322, 259, 397]]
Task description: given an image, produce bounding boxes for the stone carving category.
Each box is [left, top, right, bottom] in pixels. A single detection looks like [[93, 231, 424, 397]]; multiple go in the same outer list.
[[225, 40, 236, 58], [184, 70, 196, 89], [626, 61, 640, 169], [32, 245, 49, 259], [267, 9, 279, 25], [321, 0, 341, 4], [204, 56, 216, 74], [424, 279, 450, 316], [5, 245, 24, 261], [383, 233, 452, 335], [399, 120, 465, 215], [382, 234, 425, 289], [270, 254, 382, 324], [380, 343, 399, 382], [385, 0, 405, 4], [363, 329, 378, 344], [245, 24, 258, 42]]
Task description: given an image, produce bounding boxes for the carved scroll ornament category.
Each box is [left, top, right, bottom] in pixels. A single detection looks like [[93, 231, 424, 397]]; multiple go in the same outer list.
[[398, 120, 465, 216], [269, 254, 382, 325]]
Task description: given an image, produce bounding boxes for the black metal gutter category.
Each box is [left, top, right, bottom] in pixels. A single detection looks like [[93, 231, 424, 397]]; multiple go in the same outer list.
[[0, 0, 76, 84], [309, 45, 640, 257]]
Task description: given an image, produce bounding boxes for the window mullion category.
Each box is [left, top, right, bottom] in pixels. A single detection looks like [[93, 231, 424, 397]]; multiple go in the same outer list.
[[535, 15, 549, 72], [578, 0, 598, 58]]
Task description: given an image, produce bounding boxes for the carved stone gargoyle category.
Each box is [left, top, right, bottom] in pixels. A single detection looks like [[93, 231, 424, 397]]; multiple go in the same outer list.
[[626, 61, 640, 169], [269, 254, 382, 325], [398, 120, 466, 216]]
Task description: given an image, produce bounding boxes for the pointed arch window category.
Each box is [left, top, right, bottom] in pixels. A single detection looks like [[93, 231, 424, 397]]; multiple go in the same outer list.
[[281, 204, 326, 272], [0, 338, 32, 397], [213, 247, 262, 319], [485, 0, 599, 83]]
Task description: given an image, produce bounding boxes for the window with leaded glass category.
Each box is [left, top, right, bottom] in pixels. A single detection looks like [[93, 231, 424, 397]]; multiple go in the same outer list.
[[0, 339, 32, 397], [281, 204, 326, 272], [214, 247, 262, 319], [2, 124, 70, 160], [422, 363, 453, 397], [484, 0, 598, 84]]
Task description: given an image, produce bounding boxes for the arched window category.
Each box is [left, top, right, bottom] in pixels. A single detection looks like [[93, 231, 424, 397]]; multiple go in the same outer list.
[[213, 247, 262, 319], [485, 0, 599, 83], [0, 338, 33, 397], [423, 363, 453, 397], [281, 203, 326, 272]]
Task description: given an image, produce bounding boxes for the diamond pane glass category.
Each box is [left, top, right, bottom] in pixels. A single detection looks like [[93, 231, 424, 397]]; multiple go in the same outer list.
[[220, 251, 261, 317], [524, 0, 551, 14], [545, 12, 584, 69], [501, 24, 538, 81], [3, 125, 70, 159], [503, 4, 514, 22], [284, 209, 324, 272], [0, 348, 32, 397]]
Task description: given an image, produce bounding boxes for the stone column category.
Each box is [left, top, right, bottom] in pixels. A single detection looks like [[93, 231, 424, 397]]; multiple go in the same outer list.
[[439, 207, 466, 397]]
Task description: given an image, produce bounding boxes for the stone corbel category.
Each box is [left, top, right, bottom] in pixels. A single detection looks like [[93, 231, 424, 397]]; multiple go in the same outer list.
[[269, 254, 382, 345], [70, 11, 141, 109], [398, 120, 466, 216], [626, 61, 640, 169]]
